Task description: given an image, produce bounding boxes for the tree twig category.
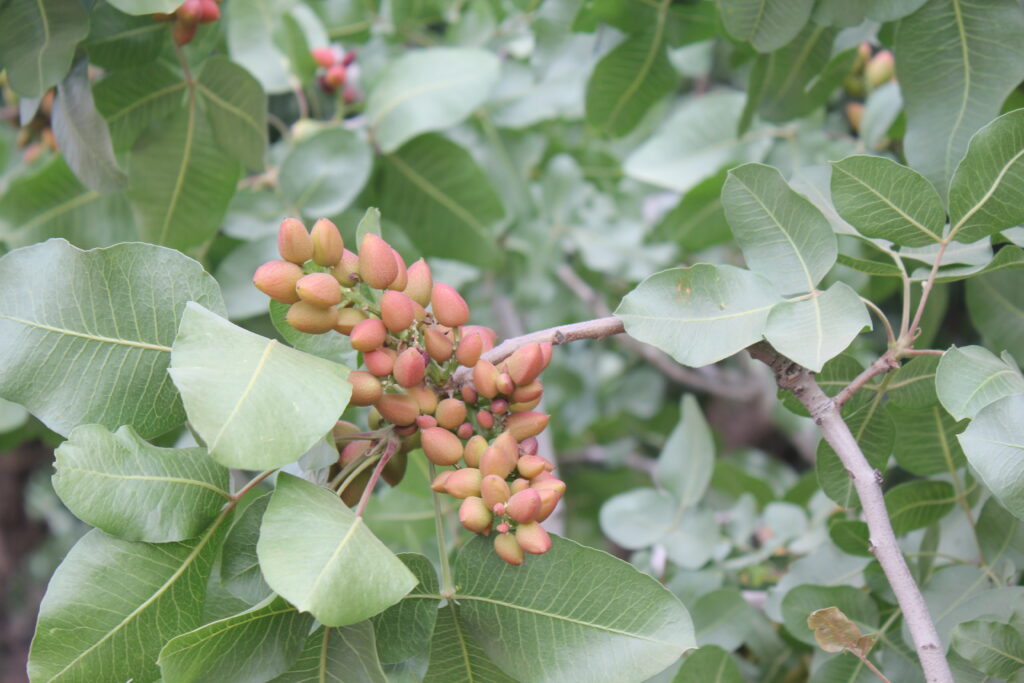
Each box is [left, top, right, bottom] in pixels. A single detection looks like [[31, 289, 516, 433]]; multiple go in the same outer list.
[[834, 352, 901, 410], [747, 342, 952, 683]]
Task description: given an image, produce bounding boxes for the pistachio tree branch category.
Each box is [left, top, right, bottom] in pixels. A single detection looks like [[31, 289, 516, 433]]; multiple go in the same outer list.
[[747, 342, 952, 683]]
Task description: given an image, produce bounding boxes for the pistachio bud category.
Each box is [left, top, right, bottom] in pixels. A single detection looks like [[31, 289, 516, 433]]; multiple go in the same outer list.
[[506, 489, 542, 524], [463, 434, 488, 468], [278, 218, 313, 264], [476, 409, 494, 430], [348, 370, 383, 406], [490, 398, 509, 415], [416, 415, 438, 430], [430, 470, 452, 493], [310, 218, 344, 266], [421, 427, 463, 466], [405, 385, 438, 415], [364, 348, 396, 377], [358, 234, 398, 289], [286, 301, 339, 334], [458, 497, 492, 534], [506, 343, 544, 386], [296, 273, 342, 308], [381, 291, 415, 333], [493, 503, 506, 517], [460, 384, 478, 404], [332, 249, 360, 286], [519, 436, 539, 456], [495, 532, 524, 565], [481, 474, 511, 509], [473, 360, 500, 399], [516, 454, 546, 479], [334, 307, 368, 335], [515, 522, 551, 554], [350, 318, 387, 352], [253, 260, 302, 304], [496, 373, 515, 396], [455, 332, 483, 367], [388, 249, 408, 291], [506, 411, 549, 440], [430, 283, 470, 327], [403, 259, 433, 306], [435, 398, 467, 430], [376, 393, 420, 426], [445, 467, 482, 498], [393, 348, 426, 388], [339, 439, 371, 466], [456, 423, 474, 440], [480, 445, 516, 479], [424, 327, 453, 363]]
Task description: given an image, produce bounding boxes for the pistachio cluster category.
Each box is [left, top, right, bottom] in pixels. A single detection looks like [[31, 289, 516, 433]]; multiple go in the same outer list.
[[253, 217, 564, 564]]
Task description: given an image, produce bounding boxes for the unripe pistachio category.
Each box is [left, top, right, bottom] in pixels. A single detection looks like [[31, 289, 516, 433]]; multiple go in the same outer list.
[[516, 454, 547, 479], [519, 436, 539, 456], [296, 273, 342, 307], [459, 497, 492, 534], [364, 348, 395, 377], [278, 218, 313, 264], [368, 407, 382, 430], [430, 283, 469, 327], [455, 332, 483, 367], [381, 291, 415, 333], [493, 432, 519, 462], [476, 409, 494, 430], [387, 250, 408, 291], [460, 384, 478, 404], [412, 301, 427, 323], [495, 532, 524, 565], [506, 411, 550, 440], [462, 325, 497, 350], [340, 469, 370, 507], [310, 218, 344, 266], [424, 327, 453, 363], [463, 434, 488, 468], [535, 488, 560, 522], [416, 415, 438, 430], [350, 318, 387, 352], [340, 439, 372, 466], [405, 385, 438, 415], [430, 470, 452, 493], [403, 259, 433, 306], [506, 489, 542, 524], [539, 342, 553, 369], [421, 427, 463, 466], [348, 370, 383, 406], [376, 393, 419, 426], [506, 343, 544, 386], [286, 301, 339, 334], [865, 50, 894, 90], [516, 522, 551, 554], [490, 398, 509, 415], [397, 431, 421, 456], [456, 423, 474, 440], [531, 476, 566, 497], [393, 348, 426, 388], [381, 451, 408, 487], [493, 503, 506, 517], [358, 234, 398, 289], [510, 397, 542, 412], [846, 102, 864, 133], [323, 64, 347, 89], [332, 249, 360, 286], [334, 307, 368, 334], [480, 446, 516, 479], [331, 420, 361, 445], [435, 398, 467, 430], [496, 373, 515, 396], [510, 477, 530, 494], [511, 381, 543, 403], [311, 47, 336, 67], [445, 467, 482, 498], [481, 474, 511, 509], [253, 260, 302, 304], [473, 360, 500, 399]]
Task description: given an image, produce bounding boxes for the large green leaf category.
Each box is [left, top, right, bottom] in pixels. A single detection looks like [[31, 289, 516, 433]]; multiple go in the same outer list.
[[0, 0, 89, 97], [966, 269, 1024, 359], [894, 0, 1024, 195], [450, 535, 695, 683], [652, 170, 733, 251], [225, 0, 292, 94], [83, 3, 165, 69], [781, 584, 878, 647], [280, 128, 372, 218], [936, 345, 1024, 421], [196, 57, 268, 172], [947, 109, 1024, 243], [584, 17, 678, 137], [691, 589, 757, 650], [600, 488, 719, 568], [27, 523, 226, 683], [372, 553, 439, 665], [107, 0, 181, 13], [976, 498, 1024, 570], [616, 264, 782, 367], [273, 623, 389, 683], [830, 155, 945, 246], [53, 424, 230, 542], [221, 492, 272, 605], [623, 91, 770, 193], [885, 480, 957, 535], [378, 134, 503, 266], [764, 282, 870, 372], [169, 304, 351, 470], [886, 355, 940, 409], [257, 474, 417, 626], [722, 163, 837, 296], [717, 0, 815, 52], [158, 595, 313, 683], [366, 47, 500, 153], [655, 395, 714, 507], [959, 394, 1024, 520], [423, 603, 514, 683], [673, 646, 742, 682], [952, 620, 1024, 678], [866, 0, 928, 21], [0, 240, 224, 438], [93, 62, 188, 151], [889, 404, 967, 476]]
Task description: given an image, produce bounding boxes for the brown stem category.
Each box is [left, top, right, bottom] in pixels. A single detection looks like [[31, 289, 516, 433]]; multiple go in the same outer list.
[[748, 343, 952, 683], [834, 352, 901, 410]]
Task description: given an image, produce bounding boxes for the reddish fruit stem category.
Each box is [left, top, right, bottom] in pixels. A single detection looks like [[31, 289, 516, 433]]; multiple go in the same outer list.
[[355, 438, 397, 517]]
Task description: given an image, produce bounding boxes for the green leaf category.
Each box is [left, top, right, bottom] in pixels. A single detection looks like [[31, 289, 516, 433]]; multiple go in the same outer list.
[[423, 603, 514, 683], [0, 0, 89, 97], [53, 424, 229, 542], [722, 163, 837, 296], [584, 18, 678, 137], [378, 134, 503, 267], [197, 57, 268, 172], [885, 480, 957, 535], [966, 269, 1024, 359], [887, 355, 940, 409], [169, 304, 351, 470], [127, 106, 243, 250], [673, 646, 742, 683], [936, 345, 1024, 421], [84, 3, 165, 69], [976, 498, 1024, 571], [273, 623, 389, 683], [691, 588, 757, 650], [829, 520, 872, 557], [51, 60, 125, 192], [225, 0, 292, 94], [817, 402, 894, 508], [959, 394, 1024, 520], [952, 620, 1024, 678], [107, 0, 181, 13], [781, 584, 878, 646], [717, 0, 815, 52], [894, 0, 1024, 195], [655, 395, 714, 507], [948, 109, 1024, 243], [0, 155, 136, 249], [829, 155, 945, 247], [601, 488, 719, 569], [257, 474, 417, 626], [158, 595, 313, 683], [0, 239, 225, 438], [652, 170, 732, 251], [451, 534, 696, 683], [919, 565, 1024, 650], [27, 523, 226, 683], [366, 47, 500, 153], [94, 62, 188, 151], [764, 282, 870, 372], [866, 0, 928, 21], [280, 128, 372, 218], [889, 404, 966, 476], [624, 91, 770, 193], [616, 264, 783, 367], [372, 553, 439, 665], [221, 493, 272, 605]]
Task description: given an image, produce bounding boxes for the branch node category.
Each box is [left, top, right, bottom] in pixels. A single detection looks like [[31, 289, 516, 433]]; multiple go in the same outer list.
[[553, 330, 567, 345], [874, 469, 884, 485]]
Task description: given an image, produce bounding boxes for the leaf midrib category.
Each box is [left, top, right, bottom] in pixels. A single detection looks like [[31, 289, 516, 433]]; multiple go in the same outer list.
[[384, 152, 489, 238], [0, 313, 172, 352], [602, 0, 670, 132], [208, 340, 277, 453], [62, 465, 230, 498], [832, 163, 942, 242]]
